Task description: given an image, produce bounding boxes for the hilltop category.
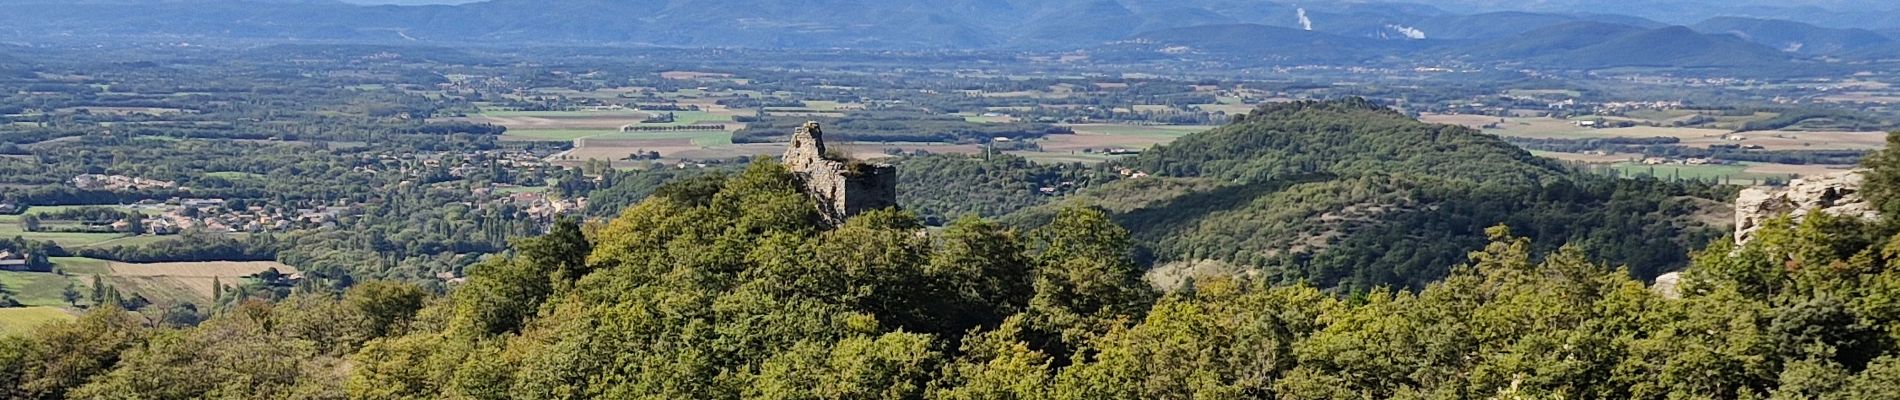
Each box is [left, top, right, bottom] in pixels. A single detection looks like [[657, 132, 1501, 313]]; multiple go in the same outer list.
[[1693, 16, 1895, 55], [7, 116, 1900, 399], [1008, 99, 1731, 290]]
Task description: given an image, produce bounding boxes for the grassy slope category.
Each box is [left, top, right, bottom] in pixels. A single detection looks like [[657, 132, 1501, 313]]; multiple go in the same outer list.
[[0, 270, 77, 306], [0, 307, 74, 337], [0, 225, 128, 247]]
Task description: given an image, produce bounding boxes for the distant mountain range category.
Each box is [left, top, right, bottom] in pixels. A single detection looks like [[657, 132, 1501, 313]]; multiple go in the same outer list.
[[1116, 20, 1844, 70], [1692, 17, 1895, 55], [0, 0, 1896, 69]]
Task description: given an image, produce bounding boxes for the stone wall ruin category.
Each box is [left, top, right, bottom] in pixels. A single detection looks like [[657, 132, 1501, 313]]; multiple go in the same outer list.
[[781, 121, 898, 225]]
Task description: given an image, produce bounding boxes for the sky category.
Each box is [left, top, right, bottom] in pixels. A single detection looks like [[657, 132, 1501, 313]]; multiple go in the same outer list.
[[341, 0, 482, 4], [335, 0, 1891, 9]]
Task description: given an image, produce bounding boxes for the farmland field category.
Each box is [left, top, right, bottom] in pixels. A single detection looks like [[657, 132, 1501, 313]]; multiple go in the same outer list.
[[637, 110, 733, 126], [0, 307, 75, 337], [81, 234, 177, 249], [1818, 92, 1900, 104], [547, 130, 742, 167], [1705, 131, 1886, 151], [1195, 103, 1256, 115], [1530, 150, 1638, 163], [53, 257, 112, 275], [14, 204, 161, 216], [1606, 162, 1790, 184], [453, 108, 655, 131], [1421, 114, 1885, 151], [502, 129, 615, 141], [959, 113, 1016, 123], [1740, 162, 1855, 177], [1065, 124, 1216, 138], [580, 131, 734, 146], [0, 225, 129, 247], [0, 270, 78, 306], [472, 109, 647, 118], [1008, 151, 1124, 164], [107, 260, 297, 303], [1511, 121, 1724, 140]]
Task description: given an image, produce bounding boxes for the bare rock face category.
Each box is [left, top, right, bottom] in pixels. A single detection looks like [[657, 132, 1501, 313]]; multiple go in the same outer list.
[[782, 121, 898, 225], [1651, 271, 1682, 299], [1734, 170, 1878, 245]]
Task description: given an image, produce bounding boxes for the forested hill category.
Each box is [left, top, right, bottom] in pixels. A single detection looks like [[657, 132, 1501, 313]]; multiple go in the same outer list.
[[1120, 98, 1568, 185], [1018, 99, 1730, 291], [12, 145, 1900, 398]]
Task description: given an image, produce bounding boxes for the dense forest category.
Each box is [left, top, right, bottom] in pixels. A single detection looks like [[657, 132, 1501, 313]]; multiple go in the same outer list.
[[7, 142, 1900, 398], [1007, 100, 1732, 290], [893, 154, 1101, 224]]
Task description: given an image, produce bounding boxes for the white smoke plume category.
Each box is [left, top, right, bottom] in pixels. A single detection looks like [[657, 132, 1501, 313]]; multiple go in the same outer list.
[[1386, 24, 1425, 39]]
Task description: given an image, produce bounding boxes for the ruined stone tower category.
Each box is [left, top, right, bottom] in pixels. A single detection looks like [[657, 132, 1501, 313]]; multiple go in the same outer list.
[[782, 121, 898, 225]]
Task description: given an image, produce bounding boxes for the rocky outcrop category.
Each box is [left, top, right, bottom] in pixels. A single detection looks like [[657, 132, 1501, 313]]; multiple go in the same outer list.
[[1733, 170, 1878, 245], [1653, 170, 1879, 299], [1651, 271, 1682, 299], [782, 121, 898, 226]]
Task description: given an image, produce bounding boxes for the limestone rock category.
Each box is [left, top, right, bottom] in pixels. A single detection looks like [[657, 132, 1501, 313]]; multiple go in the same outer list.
[[1650, 271, 1681, 299], [1734, 170, 1877, 245], [782, 121, 898, 225]]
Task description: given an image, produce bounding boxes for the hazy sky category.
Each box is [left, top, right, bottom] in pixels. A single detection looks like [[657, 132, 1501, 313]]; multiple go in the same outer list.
[[335, 0, 1891, 9], [342, 0, 483, 4]]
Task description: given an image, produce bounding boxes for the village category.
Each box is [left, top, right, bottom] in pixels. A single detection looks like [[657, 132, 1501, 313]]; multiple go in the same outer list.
[[3, 146, 587, 262]]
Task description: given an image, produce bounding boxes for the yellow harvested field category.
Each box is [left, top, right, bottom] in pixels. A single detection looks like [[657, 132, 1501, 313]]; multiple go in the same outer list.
[[1422, 114, 1887, 151], [455, 113, 652, 130], [1198, 103, 1257, 115], [563, 138, 703, 167], [1420, 113, 1506, 128], [1423, 114, 1728, 140], [0, 307, 75, 337], [110, 260, 297, 277], [1529, 150, 1639, 163], [677, 98, 750, 119], [1742, 163, 1857, 176], [109, 261, 296, 300], [1697, 131, 1887, 151], [1037, 132, 1174, 152]]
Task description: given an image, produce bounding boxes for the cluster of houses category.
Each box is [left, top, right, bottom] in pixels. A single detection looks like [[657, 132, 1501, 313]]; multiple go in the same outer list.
[[1640, 157, 1733, 166], [130, 198, 346, 234], [1595, 100, 1685, 114], [1116, 167, 1150, 179], [0, 249, 29, 271], [497, 190, 587, 221], [1036, 181, 1079, 196], [72, 174, 178, 191], [359, 150, 553, 177], [1457, 93, 1687, 119]]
